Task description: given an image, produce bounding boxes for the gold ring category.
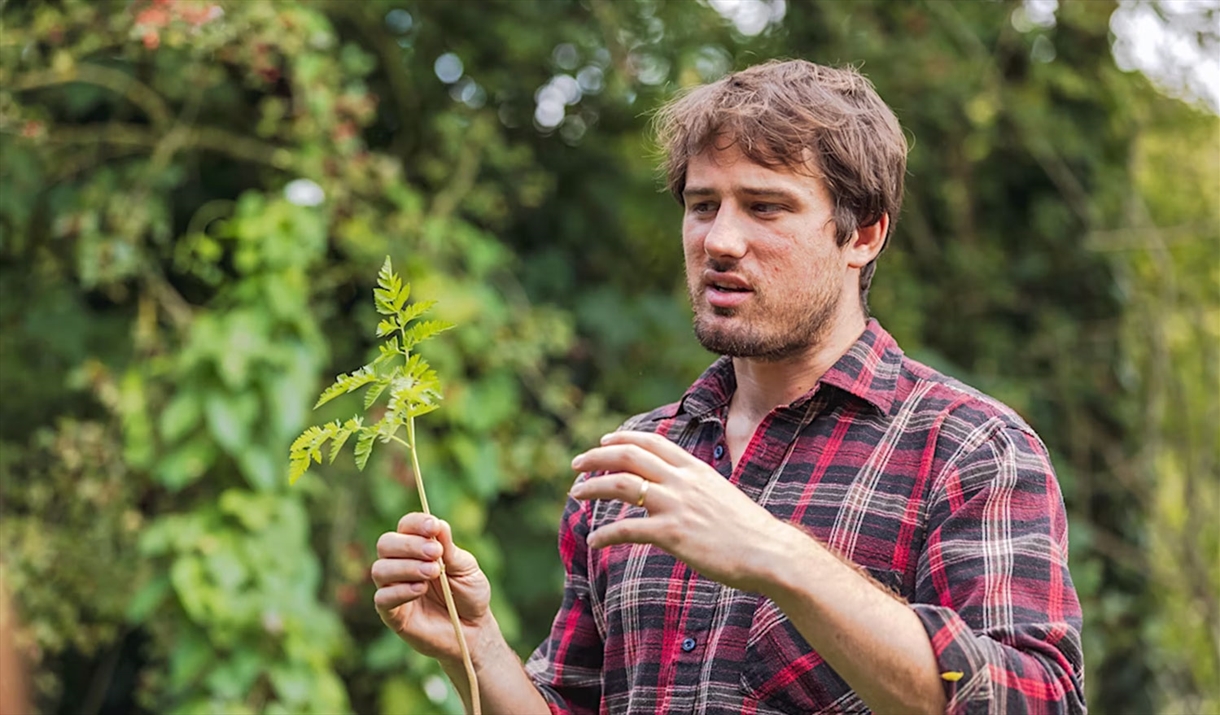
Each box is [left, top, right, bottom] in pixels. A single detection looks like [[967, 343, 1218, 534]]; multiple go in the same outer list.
[[634, 479, 650, 508]]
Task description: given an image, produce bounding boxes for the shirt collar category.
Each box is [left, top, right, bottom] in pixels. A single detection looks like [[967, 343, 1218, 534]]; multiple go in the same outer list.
[[679, 319, 902, 418]]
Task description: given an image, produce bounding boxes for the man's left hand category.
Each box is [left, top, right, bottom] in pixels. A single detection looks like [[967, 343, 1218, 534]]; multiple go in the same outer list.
[[568, 430, 799, 593]]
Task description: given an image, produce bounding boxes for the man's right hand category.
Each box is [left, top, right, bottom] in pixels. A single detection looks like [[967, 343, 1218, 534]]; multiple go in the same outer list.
[[372, 513, 492, 665]]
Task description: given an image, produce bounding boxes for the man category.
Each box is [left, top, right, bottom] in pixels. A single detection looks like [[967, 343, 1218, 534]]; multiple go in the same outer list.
[[371, 60, 1086, 714]]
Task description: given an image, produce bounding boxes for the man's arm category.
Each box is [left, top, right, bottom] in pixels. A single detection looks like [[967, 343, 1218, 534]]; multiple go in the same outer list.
[[758, 523, 946, 713], [571, 428, 1085, 715], [438, 619, 551, 715], [899, 425, 1086, 714]]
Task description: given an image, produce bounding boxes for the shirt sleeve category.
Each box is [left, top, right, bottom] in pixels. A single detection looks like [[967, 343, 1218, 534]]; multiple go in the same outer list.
[[524, 487, 604, 715], [913, 425, 1086, 715]]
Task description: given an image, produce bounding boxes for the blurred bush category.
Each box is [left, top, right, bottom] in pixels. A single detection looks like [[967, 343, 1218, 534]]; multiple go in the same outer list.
[[0, 0, 1215, 713]]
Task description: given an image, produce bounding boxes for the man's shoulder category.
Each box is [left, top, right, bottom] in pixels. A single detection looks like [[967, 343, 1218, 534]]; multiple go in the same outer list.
[[895, 353, 1039, 442]]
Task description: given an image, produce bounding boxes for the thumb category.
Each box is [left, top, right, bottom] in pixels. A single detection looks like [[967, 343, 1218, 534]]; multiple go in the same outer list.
[[435, 519, 479, 576]]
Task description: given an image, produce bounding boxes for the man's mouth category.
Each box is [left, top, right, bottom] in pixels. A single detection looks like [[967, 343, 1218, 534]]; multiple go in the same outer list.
[[708, 282, 751, 293], [704, 270, 752, 293], [703, 271, 754, 309]]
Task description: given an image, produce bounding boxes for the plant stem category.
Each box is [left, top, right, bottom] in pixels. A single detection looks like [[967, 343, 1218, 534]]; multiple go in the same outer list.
[[405, 416, 481, 715]]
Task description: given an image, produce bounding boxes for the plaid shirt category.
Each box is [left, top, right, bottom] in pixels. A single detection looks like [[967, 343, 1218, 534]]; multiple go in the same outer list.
[[525, 320, 1085, 714]]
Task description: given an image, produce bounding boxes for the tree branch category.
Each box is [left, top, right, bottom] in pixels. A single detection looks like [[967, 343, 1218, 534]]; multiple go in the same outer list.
[[13, 64, 173, 128], [6, 123, 299, 172]]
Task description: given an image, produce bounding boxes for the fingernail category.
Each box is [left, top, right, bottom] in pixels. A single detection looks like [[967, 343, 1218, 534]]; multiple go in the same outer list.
[[422, 517, 436, 533], [423, 542, 442, 558], [600, 433, 612, 444], [571, 455, 584, 469]]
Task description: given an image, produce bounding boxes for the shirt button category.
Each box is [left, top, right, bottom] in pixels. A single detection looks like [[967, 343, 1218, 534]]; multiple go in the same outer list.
[[713, 444, 725, 459], [681, 637, 697, 652]]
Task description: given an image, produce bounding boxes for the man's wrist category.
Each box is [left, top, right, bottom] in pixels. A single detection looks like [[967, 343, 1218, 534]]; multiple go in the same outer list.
[[753, 521, 854, 605], [438, 612, 509, 676]]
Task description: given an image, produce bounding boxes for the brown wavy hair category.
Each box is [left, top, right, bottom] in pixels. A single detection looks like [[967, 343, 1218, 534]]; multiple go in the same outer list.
[[653, 59, 908, 310]]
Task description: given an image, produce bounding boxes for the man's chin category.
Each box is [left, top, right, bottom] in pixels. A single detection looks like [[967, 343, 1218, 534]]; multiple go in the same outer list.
[[694, 323, 761, 358], [693, 320, 815, 362]]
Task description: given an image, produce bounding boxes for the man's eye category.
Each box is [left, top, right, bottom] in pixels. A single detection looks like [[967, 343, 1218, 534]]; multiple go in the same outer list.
[[753, 203, 782, 214], [690, 202, 717, 215]]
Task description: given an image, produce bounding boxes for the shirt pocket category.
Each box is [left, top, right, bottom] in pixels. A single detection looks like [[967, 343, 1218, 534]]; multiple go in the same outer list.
[[738, 567, 903, 714]]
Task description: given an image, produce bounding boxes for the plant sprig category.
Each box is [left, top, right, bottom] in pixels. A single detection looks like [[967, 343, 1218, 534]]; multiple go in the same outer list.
[[289, 257, 452, 483], [288, 256, 481, 715]]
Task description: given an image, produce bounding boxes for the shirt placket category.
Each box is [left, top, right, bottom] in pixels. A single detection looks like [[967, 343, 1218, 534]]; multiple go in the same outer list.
[[647, 415, 720, 712]]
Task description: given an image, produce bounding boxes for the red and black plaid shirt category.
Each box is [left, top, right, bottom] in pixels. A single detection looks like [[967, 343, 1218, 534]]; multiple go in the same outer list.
[[526, 320, 1085, 714]]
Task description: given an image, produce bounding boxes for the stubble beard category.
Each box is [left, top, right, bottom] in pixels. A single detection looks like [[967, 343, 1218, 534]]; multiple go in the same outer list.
[[690, 281, 841, 362]]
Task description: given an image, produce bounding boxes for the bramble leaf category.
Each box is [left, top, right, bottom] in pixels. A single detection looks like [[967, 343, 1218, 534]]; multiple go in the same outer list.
[[376, 318, 398, 337]]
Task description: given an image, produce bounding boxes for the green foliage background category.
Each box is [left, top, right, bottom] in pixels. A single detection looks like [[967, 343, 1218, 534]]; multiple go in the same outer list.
[[0, 1, 1215, 713]]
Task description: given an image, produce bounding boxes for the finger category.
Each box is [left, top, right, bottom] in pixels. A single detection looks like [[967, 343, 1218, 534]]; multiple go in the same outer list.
[[586, 517, 665, 550], [370, 557, 440, 587], [377, 532, 443, 560], [374, 582, 428, 613], [434, 520, 480, 576], [570, 473, 670, 511], [601, 431, 697, 467], [397, 512, 442, 537], [571, 444, 673, 483]]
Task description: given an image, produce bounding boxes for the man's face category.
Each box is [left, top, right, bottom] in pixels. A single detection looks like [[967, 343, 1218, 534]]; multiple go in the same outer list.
[[682, 142, 848, 361]]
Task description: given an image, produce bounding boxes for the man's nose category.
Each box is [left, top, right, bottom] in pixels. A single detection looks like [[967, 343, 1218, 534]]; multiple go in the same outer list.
[[703, 205, 748, 259]]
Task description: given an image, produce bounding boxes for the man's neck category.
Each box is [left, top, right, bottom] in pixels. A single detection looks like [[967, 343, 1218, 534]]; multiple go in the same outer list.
[[728, 312, 868, 425]]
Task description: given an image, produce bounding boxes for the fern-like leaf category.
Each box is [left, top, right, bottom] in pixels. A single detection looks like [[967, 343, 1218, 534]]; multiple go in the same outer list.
[[289, 255, 450, 487], [314, 365, 379, 409], [289, 454, 312, 485], [396, 299, 436, 326], [354, 425, 378, 471], [364, 371, 394, 409], [376, 318, 399, 337], [372, 337, 401, 369], [327, 416, 362, 463], [402, 319, 455, 351], [374, 257, 408, 316]]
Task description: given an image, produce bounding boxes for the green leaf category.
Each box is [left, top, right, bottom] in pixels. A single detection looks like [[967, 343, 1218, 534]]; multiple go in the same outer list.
[[314, 365, 379, 408], [328, 421, 356, 463], [205, 392, 259, 453], [126, 574, 172, 623], [376, 255, 396, 292], [288, 421, 343, 484], [396, 299, 436, 325], [155, 436, 217, 491], [376, 318, 398, 337], [288, 454, 311, 485], [237, 448, 279, 492], [374, 256, 406, 316], [372, 337, 402, 368], [160, 391, 201, 442], [402, 319, 455, 351], [354, 427, 377, 471], [364, 376, 390, 409]]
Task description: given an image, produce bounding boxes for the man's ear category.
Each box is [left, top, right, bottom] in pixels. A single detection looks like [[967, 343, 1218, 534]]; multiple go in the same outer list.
[[846, 213, 889, 269]]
